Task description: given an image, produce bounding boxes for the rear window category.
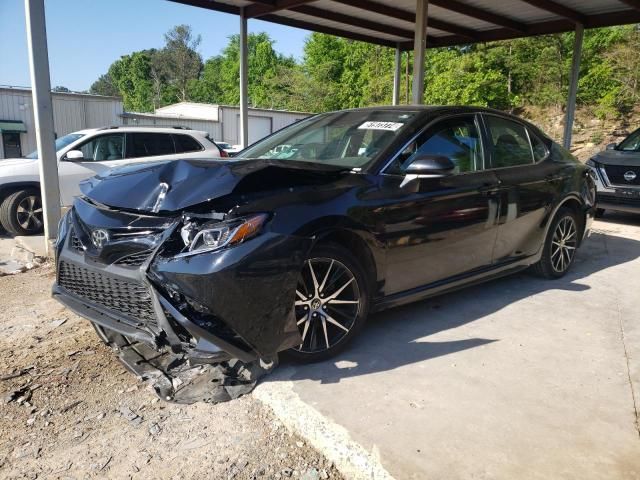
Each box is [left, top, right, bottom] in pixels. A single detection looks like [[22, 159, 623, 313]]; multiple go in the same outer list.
[[128, 133, 175, 158], [173, 134, 203, 154]]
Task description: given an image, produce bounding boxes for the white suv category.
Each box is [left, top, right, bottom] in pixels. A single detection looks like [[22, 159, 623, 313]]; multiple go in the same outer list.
[[0, 126, 225, 235]]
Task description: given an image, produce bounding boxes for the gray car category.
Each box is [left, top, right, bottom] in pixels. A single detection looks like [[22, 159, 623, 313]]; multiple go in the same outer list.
[[587, 127, 640, 215]]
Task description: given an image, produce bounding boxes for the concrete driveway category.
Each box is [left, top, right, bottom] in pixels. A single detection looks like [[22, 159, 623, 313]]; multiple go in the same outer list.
[[256, 214, 640, 480]]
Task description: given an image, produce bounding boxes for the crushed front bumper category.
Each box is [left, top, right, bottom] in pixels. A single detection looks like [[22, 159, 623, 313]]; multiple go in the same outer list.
[[52, 206, 311, 401]]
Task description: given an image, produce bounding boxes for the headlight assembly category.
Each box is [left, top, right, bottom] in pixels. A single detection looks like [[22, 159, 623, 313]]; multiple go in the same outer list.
[[179, 213, 268, 256]]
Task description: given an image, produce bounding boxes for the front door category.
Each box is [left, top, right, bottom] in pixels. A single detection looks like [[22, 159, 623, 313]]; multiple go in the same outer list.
[[2, 132, 22, 158], [376, 115, 501, 295], [59, 133, 126, 205]]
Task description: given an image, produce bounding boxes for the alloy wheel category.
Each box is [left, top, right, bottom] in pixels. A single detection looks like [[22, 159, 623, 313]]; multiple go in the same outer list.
[[293, 257, 361, 354], [16, 195, 43, 233], [550, 216, 577, 273]]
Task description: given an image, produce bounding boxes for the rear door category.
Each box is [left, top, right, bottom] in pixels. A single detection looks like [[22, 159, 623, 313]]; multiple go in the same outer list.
[[481, 114, 563, 263], [125, 132, 177, 163]]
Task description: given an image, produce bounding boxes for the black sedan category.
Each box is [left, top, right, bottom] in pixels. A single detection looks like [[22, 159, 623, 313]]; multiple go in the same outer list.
[[53, 106, 596, 377]]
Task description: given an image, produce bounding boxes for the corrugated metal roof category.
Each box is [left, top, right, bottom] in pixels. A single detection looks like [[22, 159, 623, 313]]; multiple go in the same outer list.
[[170, 0, 640, 48]]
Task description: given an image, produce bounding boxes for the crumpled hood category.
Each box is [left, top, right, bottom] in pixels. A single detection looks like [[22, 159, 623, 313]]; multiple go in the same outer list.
[[80, 158, 348, 213], [0, 157, 37, 168], [592, 149, 640, 167]]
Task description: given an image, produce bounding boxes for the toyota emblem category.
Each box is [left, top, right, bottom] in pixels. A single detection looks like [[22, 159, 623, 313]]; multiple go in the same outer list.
[[91, 229, 110, 249], [624, 170, 637, 182]]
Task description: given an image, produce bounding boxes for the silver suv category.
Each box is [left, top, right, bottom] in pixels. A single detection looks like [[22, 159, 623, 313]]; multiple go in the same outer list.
[[0, 126, 225, 235]]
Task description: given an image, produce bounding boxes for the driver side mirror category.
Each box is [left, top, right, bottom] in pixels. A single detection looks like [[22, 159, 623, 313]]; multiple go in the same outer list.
[[64, 150, 84, 161], [606, 143, 617, 151], [405, 154, 456, 177]]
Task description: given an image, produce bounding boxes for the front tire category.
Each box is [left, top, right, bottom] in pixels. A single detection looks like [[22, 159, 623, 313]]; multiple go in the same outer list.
[[0, 189, 44, 236], [532, 207, 579, 279], [285, 243, 370, 363]]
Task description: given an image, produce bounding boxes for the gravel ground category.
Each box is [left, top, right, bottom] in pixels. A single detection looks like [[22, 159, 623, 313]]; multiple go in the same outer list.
[[0, 266, 342, 480]]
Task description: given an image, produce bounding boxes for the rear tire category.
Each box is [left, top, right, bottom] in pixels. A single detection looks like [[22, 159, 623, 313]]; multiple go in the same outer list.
[[285, 243, 370, 363], [0, 189, 44, 236], [532, 207, 579, 279]]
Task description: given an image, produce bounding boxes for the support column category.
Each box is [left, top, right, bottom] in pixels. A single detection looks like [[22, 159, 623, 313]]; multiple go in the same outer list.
[[239, 8, 249, 149], [24, 0, 60, 253], [392, 46, 402, 106], [412, 0, 429, 105], [563, 23, 584, 150]]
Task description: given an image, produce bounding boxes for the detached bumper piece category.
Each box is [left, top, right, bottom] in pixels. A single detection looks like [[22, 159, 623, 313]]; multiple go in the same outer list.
[[96, 324, 275, 404]]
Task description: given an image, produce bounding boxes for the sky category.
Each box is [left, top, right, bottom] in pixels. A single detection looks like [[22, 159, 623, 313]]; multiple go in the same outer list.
[[0, 0, 310, 92]]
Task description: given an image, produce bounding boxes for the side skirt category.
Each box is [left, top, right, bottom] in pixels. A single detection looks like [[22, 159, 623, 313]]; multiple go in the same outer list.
[[372, 254, 540, 313]]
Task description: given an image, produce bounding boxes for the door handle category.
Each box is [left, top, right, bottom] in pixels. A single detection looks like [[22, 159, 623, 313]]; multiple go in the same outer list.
[[545, 175, 563, 183], [479, 183, 500, 197]]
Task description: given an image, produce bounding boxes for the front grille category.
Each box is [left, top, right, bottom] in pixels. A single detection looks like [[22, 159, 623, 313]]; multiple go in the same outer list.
[[598, 193, 640, 207], [115, 250, 153, 267], [603, 165, 640, 186], [58, 261, 156, 325], [70, 229, 84, 251]]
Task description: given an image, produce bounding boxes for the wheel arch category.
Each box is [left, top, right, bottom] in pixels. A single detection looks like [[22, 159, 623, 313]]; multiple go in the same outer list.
[[0, 182, 41, 203], [545, 194, 587, 246], [311, 227, 382, 298]]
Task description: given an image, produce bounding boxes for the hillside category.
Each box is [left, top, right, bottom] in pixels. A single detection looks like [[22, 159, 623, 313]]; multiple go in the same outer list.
[[523, 106, 640, 161]]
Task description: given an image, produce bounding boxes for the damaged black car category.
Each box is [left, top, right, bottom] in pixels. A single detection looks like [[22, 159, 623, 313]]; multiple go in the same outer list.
[[53, 107, 596, 401]]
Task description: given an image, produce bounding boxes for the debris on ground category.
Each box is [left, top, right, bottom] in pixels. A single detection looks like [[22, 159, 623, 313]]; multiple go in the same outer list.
[[0, 267, 343, 479]]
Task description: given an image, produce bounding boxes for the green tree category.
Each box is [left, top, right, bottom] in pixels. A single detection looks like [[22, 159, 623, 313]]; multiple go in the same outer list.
[[89, 74, 119, 97], [108, 51, 155, 112], [160, 25, 203, 102]]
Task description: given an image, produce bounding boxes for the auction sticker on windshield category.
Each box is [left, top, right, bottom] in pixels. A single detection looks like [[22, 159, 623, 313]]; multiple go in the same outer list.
[[358, 121, 404, 131]]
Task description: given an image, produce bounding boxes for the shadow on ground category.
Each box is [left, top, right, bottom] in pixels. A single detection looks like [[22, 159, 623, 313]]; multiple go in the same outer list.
[[274, 229, 640, 384], [597, 210, 640, 227]]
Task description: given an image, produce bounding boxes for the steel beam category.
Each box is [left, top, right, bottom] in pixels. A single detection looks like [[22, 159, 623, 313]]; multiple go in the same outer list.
[[429, 0, 527, 33], [412, 0, 428, 105], [563, 23, 584, 150], [239, 8, 249, 148], [519, 0, 586, 24], [616, 0, 640, 11], [393, 47, 402, 105], [246, 0, 316, 18], [24, 0, 60, 252]]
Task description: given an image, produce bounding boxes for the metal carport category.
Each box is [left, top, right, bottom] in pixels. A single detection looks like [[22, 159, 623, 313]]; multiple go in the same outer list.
[[23, 0, 640, 252]]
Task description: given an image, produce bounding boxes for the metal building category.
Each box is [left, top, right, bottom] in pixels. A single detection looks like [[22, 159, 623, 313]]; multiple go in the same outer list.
[[122, 102, 310, 146], [0, 86, 123, 159], [0, 87, 310, 159]]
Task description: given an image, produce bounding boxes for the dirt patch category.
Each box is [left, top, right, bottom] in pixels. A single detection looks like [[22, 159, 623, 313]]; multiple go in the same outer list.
[[0, 267, 341, 480]]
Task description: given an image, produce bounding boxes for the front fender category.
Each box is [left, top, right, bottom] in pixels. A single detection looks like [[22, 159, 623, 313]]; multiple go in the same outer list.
[[149, 232, 312, 358]]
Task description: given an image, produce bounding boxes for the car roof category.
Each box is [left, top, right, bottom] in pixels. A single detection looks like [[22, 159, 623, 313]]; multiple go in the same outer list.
[[74, 126, 209, 136], [331, 104, 522, 119], [327, 105, 549, 139]]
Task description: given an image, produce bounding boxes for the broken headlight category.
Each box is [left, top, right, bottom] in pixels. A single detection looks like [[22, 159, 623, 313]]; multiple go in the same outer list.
[[179, 213, 268, 256]]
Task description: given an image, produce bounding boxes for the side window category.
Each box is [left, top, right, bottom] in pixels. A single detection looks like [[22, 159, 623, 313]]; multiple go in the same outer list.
[[128, 133, 176, 158], [529, 131, 548, 162], [173, 134, 203, 154], [485, 116, 533, 168], [393, 116, 483, 174], [77, 134, 125, 162]]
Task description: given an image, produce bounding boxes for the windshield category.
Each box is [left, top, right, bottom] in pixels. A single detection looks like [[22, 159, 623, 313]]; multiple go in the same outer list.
[[618, 129, 640, 152], [26, 133, 85, 159], [240, 110, 418, 169]]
